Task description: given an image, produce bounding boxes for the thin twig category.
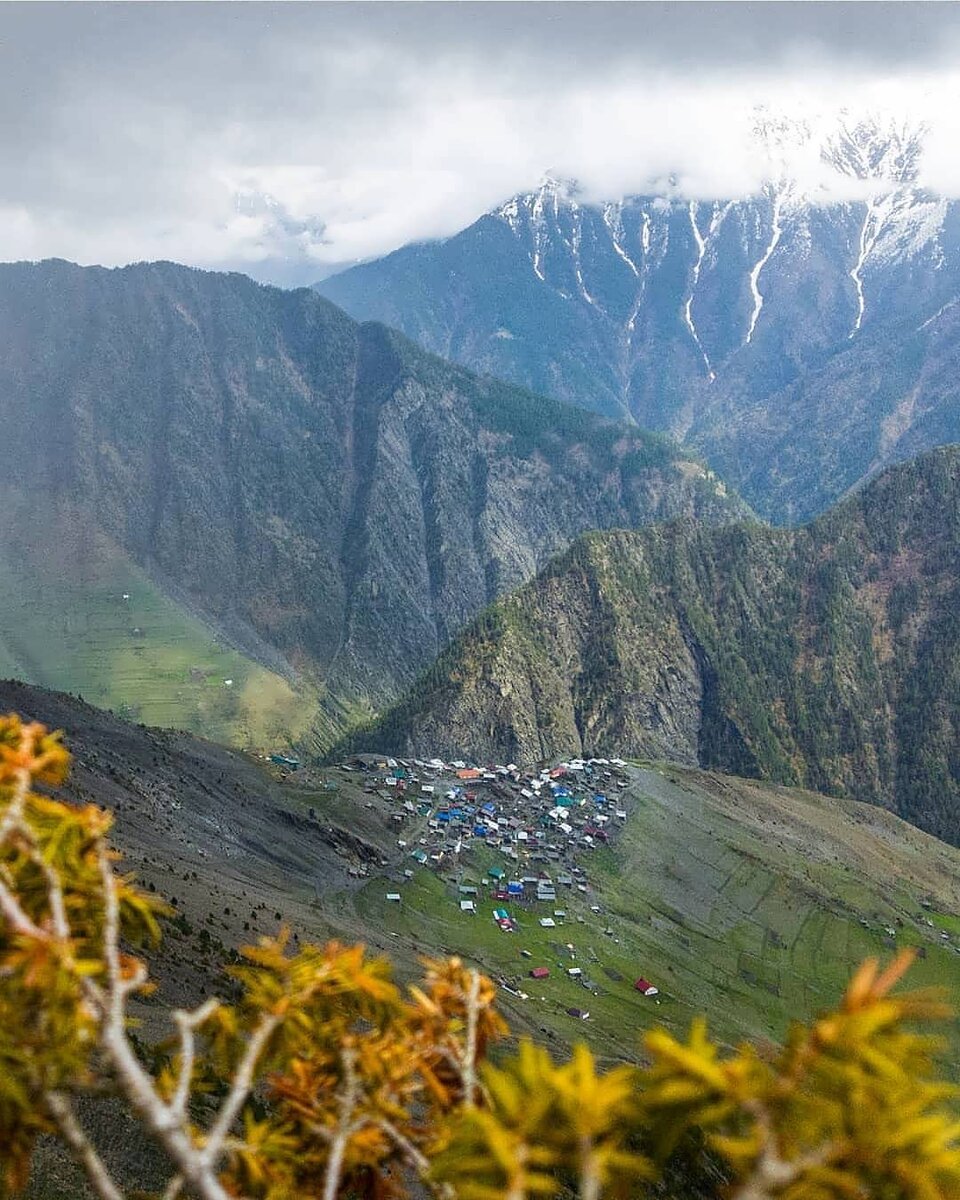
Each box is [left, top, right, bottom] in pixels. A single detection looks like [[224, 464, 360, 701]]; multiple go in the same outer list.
[[161, 1174, 184, 1200], [462, 969, 481, 1109], [322, 1046, 362, 1200], [731, 1102, 837, 1200], [200, 1008, 281, 1168], [171, 998, 220, 1120], [0, 872, 45, 938], [0, 766, 30, 844], [376, 1115, 430, 1177]]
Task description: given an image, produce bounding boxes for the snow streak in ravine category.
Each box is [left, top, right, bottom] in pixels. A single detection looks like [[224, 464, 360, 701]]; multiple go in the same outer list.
[[745, 190, 784, 345], [684, 201, 715, 381]]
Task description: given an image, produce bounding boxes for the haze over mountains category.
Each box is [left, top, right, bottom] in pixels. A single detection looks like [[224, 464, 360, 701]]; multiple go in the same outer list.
[[0, 259, 739, 749], [318, 115, 960, 521]]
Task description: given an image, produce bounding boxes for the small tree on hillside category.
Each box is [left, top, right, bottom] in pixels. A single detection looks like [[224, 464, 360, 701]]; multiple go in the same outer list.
[[1, 713, 958, 1200]]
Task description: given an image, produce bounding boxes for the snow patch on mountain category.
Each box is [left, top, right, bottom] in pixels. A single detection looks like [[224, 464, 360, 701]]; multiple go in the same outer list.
[[684, 202, 714, 379]]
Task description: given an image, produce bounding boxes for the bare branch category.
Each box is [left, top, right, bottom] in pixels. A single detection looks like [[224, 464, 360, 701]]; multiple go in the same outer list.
[[462, 968, 481, 1109], [171, 998, 220, 1119], [376, 1115, 430, 1177], [0, 871, 45, 939], [200, 1008, 281, 1169], [322, 1045, 362, 1200], [31, 849, 71, 941], [0, 765, 30, 844], [0, 767, 47, 939], [161, 1174, 184, 1200], [45, 1091, 127, 1200], [577, 1134, 601, 1200], [94, 846, 237, 1200], [731, 1101, 838, 1200]]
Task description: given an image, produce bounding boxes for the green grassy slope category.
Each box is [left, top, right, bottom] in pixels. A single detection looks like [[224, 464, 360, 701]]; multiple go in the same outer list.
[[6, 679, 960, 1198], [0, 541, 315, 750], [8, 674, 960, 1072], [309, 765, 960, 1065]]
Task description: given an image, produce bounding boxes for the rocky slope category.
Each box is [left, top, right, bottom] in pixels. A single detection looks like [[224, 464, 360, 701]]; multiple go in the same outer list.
[[317, 116, 960, 521], [0, 259, 742, 749], [339, 447, 960, 845]]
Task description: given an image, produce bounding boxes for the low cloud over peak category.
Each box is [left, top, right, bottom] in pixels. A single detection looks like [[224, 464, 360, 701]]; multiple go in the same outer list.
[[5, 2, 960, 284]]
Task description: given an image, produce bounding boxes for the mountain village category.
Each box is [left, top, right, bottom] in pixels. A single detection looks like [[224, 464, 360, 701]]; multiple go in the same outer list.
[[331, 751, 662, 1015]]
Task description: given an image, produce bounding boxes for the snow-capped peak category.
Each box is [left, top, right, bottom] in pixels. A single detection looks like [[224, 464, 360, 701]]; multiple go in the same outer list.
[[822, 114, 926, 187]]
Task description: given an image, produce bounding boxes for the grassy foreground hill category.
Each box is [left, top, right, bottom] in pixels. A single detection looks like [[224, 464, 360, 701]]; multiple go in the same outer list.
[[336, 447, 960, 844], [6, 678, 960, 1196], [5, 677, 959, 1057], [0, 259, 742, 753]]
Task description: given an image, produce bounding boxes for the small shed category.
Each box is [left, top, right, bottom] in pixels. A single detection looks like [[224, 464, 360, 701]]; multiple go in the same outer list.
[[530, 967, 550, 980], [634, 978, 659, 996]]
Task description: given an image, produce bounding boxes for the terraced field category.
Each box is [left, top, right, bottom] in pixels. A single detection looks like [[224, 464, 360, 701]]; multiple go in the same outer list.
[[333, 766, 960, 1062], [0, 540, 315, 749]]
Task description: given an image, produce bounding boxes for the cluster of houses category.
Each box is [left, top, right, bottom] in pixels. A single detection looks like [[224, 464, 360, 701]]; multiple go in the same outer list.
[[340, 751, 661, 1012], [347, 752, 631, 874]]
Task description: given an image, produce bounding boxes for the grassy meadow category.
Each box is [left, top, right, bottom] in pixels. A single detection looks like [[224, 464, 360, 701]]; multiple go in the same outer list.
[[0, 541, 316, 750], [326, 765, 960, 1064]]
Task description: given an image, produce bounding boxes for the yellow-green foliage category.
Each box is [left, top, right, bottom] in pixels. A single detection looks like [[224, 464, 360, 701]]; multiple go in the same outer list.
[[1, 713, 959, 1200]]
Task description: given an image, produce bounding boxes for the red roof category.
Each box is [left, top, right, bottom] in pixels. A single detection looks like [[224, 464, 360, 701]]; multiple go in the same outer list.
[[530, 967, 550, 979], [634, 978, 653, 992]]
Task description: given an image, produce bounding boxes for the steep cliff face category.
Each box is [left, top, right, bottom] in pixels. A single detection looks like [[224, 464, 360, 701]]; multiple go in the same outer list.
[[0, 259, 741, 747], [317, 118, 960, 521], [342, 448, 960, 845]]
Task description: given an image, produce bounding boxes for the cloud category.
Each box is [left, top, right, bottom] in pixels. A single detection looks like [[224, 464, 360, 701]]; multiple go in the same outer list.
[[3, 2, 960, 283]]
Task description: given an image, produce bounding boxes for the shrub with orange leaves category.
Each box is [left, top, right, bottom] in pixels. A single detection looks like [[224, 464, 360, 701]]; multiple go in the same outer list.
[[1, 713, 959, 1200]]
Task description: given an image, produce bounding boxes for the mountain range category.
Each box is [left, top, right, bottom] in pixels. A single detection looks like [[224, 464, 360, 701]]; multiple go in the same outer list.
[[317, 116, 960, 522], [338, 447, 960, 846], [0, 259, 740, 750]]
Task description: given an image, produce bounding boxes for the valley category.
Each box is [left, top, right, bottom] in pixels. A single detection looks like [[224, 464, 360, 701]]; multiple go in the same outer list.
[[0, 260, 741, 755], [12, 675, 960, 1199]]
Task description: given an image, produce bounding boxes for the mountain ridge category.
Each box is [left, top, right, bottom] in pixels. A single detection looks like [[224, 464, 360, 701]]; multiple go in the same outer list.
[[0, 257, 742, 749], [333, 445, 960, 845], [317, 117, 960, 521]]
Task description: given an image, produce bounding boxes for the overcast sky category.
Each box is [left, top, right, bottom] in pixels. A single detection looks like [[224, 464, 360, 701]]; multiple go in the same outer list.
[[4, 2, 960, 285]]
